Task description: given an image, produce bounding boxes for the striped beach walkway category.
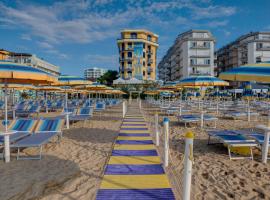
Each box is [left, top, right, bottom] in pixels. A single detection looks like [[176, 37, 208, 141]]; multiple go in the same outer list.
[[96, 104, 175, 200]]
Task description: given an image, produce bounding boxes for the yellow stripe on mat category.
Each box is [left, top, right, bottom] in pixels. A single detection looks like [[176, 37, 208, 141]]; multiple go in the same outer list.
[[100, 174, 171, 189], [108, 156, 161, 165], [117, 136, 152, 141], [114, 144, 156, 150]]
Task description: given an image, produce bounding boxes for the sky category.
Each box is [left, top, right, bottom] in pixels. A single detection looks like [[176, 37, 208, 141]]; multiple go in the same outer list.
[[0, 0, 270, 77]]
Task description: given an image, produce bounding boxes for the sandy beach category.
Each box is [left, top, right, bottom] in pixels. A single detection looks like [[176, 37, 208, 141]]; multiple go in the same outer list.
[[142, 102, 270, 200], [0, 105, 122, 200]]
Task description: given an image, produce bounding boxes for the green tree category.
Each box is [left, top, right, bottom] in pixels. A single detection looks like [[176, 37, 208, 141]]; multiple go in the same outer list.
[[97, 70, 118, 86]]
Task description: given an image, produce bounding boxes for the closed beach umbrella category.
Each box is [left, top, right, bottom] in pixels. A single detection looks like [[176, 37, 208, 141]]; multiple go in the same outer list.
[[0, 62, 57, 162], [219, 62, 270, 83]]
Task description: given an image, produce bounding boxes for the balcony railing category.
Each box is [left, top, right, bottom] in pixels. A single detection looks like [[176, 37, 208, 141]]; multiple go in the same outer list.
[[148, 59, 153, 64], [256, 46, 270, 51], [147, 67, 153, 72], [190, 63, 210, 67], [190, 45, 210, 49]]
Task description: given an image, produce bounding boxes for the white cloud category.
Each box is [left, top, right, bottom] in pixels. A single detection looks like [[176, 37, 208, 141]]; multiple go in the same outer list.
[[207, 20, 228, 28], [190, 5, 236, 20], [21, 34, 31, 41]]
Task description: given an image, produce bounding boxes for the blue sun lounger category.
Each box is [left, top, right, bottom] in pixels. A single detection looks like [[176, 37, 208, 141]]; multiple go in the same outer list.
[[70, 107, 93, 126], [177, 114, 200, 127], [95, 103, 106, 112], [211, 133, 257, 160], [11, 118, 64, 160]]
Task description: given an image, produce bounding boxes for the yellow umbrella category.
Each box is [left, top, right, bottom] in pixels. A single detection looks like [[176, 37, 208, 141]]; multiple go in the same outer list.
[[0, 62, 57, 163]]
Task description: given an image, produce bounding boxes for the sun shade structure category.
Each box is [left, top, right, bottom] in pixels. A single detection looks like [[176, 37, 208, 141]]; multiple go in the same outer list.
[[177, 76, 229, 87], [0, 83, 36, 90], [55, 75, 92, 86], [219, 62, 270, 83], [0, 62, 57, 84], [0, 62, 58, 163]]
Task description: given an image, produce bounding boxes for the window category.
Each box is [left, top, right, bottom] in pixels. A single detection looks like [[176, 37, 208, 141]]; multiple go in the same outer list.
[[143, 52, 145, 58], [191, 42, 197, 48], [204, 42, 210, 48], [143, 71, 145, 76], [256, 57, 262, 63], [121, 53, 124, 58], [257, 43, 263, 49], [147, 35, 152, 41], [190, 58, 197, 65], [204, 59, 210, 65], [131, 32, 137, 39], [128, 61, 132, 67], [122, 43, 125, 50], [143, 61, 145, 66], [127, 52, 132, 58], [128, 43, 132, 49]]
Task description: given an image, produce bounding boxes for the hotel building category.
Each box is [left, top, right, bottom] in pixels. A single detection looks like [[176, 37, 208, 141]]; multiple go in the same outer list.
[[84, 67, 108, 81], [158, 30, 215, 82], [117, 29, 159, 80], [0, 49, 60, 76], [216, 32, 270, 75]]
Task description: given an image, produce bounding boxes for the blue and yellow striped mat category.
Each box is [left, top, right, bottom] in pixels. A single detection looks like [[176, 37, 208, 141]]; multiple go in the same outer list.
[[96, 112, 175, 199]]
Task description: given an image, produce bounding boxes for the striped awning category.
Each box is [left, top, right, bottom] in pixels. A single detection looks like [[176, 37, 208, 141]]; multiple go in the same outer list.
[[219, 62, 270, 83], [0, 62, 57, 84], [177, 76, 229, 87], [55, 75, 92, 86]]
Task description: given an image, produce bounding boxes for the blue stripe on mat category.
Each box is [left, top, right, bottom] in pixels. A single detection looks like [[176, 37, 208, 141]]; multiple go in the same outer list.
[[118, 133, 150, 136], [112, 150, 158, 156], [116, 140, 154, 145], [121, 128, 148, 130], [123, 120, 145, 122], [96, 188, 175, 200], [105, 164, 165, 175], [122, 124, 147, 126]]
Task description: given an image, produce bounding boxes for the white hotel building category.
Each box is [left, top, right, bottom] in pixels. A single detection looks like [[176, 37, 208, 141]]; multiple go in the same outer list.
[[216, 32, 270, 75], [84, 67, 108, 81], [158, 30, 215, 82]]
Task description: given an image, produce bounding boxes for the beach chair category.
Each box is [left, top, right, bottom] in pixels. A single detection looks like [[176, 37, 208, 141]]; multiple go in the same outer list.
[[177, 114, 200, 128], [0, 119, 37, 159], [11, 118, 64, 160], [70, 107, 93, 126], [210, 133, 257, 160], [95, 102, 106, 112]]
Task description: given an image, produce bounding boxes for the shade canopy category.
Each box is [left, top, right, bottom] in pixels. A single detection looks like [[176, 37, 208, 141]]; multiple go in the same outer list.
[[35, 86, 62, 91], [55, 75, 92, 86], [219, 62, 270, 83], [177, 76, 229, 87], [0, 83, 36, 90], [0, 62, 57, 84]]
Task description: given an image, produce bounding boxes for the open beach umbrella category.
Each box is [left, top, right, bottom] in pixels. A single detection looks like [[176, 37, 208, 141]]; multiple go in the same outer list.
[[0, 62, 57, 162], [177, 76, 229, 87], [219, 62, 270, 83]]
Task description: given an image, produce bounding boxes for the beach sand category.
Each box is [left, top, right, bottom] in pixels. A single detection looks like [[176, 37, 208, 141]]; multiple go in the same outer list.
[[142, 102, 270, 200], [0, 105, 122, 200]]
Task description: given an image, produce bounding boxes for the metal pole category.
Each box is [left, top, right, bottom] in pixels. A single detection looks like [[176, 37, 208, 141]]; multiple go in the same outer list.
[[122, 101, 126, 118], [200, 111, 204, 129], [155, 113, 159, 146], [163, 117, 169, 167], [183, 131, 194, 200], [4, 83, 10, 163]]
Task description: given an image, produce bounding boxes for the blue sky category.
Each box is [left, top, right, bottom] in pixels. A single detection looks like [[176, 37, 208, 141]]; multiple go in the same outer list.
[[0, 0, 270, 76]]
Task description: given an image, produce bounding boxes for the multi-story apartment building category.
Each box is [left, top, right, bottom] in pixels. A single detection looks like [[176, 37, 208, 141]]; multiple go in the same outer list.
[[158, 30, 215, 82], [1, 50, 60, 76], [117, 29, 159, 80], [216, 32, 270, 75], [84, 67, 108, 81]]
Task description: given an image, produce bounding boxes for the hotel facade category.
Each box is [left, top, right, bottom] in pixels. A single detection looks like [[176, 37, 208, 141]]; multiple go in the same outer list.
[[84, 67, 108, 81], [117, 29, 159, 80], [158, 30, 215, 82], [216, 32, 270, 75]]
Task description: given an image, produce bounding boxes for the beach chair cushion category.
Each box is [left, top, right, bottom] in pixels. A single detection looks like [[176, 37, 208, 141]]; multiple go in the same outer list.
[[8, 119, 37, 133], [35, 118, 63, 132]]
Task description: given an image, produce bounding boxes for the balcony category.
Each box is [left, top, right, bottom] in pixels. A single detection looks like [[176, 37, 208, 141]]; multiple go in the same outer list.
[[147, 50, 153, 55], [190, 63, 210, 67], [190, 45, 210, 50], [189, 71, 211, 76], [147, 67, 153, 72], [147, 59, 153, 64], [256, 46, 270, 51], [119, 57, 133, 62]]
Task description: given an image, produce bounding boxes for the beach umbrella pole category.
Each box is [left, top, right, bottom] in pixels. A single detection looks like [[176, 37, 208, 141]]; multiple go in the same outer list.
[[3, 83, 11, 163]]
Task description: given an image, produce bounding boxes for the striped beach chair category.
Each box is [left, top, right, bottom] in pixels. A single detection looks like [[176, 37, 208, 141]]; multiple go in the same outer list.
[[11, 118, 64, 160]]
